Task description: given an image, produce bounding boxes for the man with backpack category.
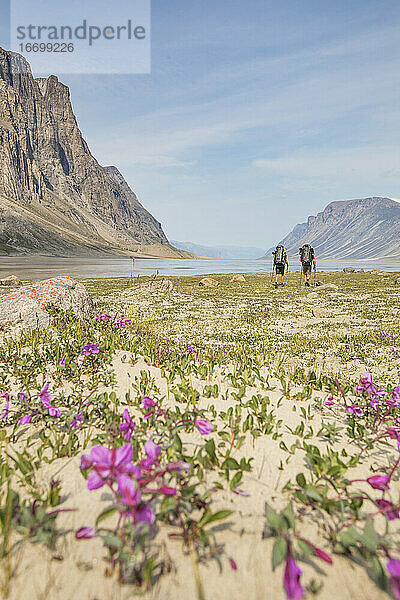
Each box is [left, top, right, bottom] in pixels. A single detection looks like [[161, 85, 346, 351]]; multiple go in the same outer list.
[[272, 245, 289, 288], [299, 244, 316, 287]]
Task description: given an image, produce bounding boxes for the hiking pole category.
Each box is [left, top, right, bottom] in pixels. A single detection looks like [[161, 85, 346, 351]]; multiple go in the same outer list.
[[313, 263, 316, 287], [298, 266, 302, 289], [270, 262, 274, 283]]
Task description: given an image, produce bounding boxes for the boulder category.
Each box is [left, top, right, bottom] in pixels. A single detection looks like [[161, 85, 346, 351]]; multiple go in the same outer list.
[[315, 281, 324, 286], [370, 269, 383, 274], [230, 274, 246, 283], [138, 279, 174, 293], [343, 267, 355, 273], [199, 277, 219, 287], [312, 307, 330, 318], [0, 275, 21, 286], [0, 276, 93, 331], [306, 292, 319, 300], [316, 283, 339, 292]]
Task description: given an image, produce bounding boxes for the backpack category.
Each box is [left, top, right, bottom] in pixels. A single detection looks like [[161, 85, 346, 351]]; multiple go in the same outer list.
[[273, 245, 285, 265], [300, 244, 314, 264]]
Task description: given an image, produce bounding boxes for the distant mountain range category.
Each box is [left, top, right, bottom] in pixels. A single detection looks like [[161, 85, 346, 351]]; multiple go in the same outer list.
[[0, 47, 189, 257], [269, 197, 400, 260], [171, 241, 265, 259]]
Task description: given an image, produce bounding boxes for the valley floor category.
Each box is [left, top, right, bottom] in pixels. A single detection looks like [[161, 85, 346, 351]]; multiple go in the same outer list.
[[1, 271, 400, 600]]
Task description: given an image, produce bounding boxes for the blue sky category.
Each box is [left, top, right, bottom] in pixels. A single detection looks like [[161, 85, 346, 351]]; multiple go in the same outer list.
[[1, 0, 400, 247]]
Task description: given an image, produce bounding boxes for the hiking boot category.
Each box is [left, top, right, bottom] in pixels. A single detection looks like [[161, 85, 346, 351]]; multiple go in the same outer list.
[[274, 283, 278, 289], [305, 281, 310, 287]]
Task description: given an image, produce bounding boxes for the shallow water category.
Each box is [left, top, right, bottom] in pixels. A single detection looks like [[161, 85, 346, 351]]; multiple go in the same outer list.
[[0, 256, 399, 281]]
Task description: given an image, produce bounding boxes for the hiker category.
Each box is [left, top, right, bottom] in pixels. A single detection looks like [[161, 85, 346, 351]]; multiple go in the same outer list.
[[299, 244, 316, 287], [272, 245, 288, 288]]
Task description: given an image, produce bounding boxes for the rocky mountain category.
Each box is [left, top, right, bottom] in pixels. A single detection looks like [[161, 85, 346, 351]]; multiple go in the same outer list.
[[274, 197, 400, 260], [171, 240, 266, 259], [0, 47, 186, 257]]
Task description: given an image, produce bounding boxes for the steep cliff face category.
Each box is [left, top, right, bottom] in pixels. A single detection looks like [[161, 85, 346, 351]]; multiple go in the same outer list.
[[0, 47, 170, 256], [276, 197, 400, 260]]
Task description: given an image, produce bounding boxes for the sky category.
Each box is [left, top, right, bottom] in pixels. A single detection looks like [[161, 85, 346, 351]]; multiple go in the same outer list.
[[1, 0, 400, 248]]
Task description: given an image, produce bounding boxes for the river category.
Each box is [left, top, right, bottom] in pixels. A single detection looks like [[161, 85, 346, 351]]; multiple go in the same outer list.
[[0, 256, 399, 281]]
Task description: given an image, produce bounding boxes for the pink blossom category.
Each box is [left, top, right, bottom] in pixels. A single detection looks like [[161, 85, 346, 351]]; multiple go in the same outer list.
[[229, 557, 238, 570], [158, 485, 177, 496], [58, 359, 66, 367], [166, 460, 191, 472], [376, 498, 400, 521], [18, 414, 32, 425], [367, 474, 390, 491], [83, 343, 100, 357], [81, 444, 139, 490], [48, 406, 60, 417], [117, 474, 142, 508], [387, 559, 400, 600], [355, 373, 376, 395], [283, 557, 304, 600], [69, 413, 84, 429], [75, 526, 96, 539], [39, 384, 54, 408], [195, 419, 214, 435], [142, 397, 156, 409], [119, 409, 135, 441]]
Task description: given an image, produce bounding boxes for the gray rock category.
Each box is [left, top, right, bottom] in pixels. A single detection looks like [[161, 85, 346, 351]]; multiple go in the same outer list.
[[0, 275, 21, 286], [0, 276, 93, 331], [230, 274, 246, 283], [306, 292, 319, 300], [312, 307, 330, 318], [199, 277, 219, 287], [138, 279, 174, 293], [343, 267, 355, 273], [315, 283, 339, 292]]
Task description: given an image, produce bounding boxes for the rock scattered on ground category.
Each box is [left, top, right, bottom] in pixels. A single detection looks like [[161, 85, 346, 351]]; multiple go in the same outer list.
[[316, 283, 339, 292], [0, 276, 93, 332], [0, 275, 21, 286], [230, 274, 246, 283], [343, 267, 355, 273], [312, 307, 331, 318], [137, 279, 174, 293], [199, 277, 219, 287]]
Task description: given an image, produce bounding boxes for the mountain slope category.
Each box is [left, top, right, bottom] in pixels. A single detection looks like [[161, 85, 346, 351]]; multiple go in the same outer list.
[[0, 47, 182, 257], [276, 197, 400, 260]]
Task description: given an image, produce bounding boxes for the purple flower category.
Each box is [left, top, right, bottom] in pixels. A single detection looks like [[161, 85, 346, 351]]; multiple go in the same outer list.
[[39, 384, 54, 408], [69, 413, 84, 429], [18, 392, 26, 402], [143, 397, 156, 409], [18, 414, 32, 426], [387, 559, 400, 600], [81, 444, 139, 490], [75, 526, 96, 539], [58, 359, 66, 367], [48, 406, 60, 417], [136, 504, 155, 530], [346, 404, 363, 417], [376, 498, 400, 521], [83, 343, 100, 357], [1, 393, 9, 421], [158, 485, 177, 496], [119, 409, 135, 441], [195, 419, 214, 435], [367, 474, 390, 491], [283, 557, 304, 600], [355, 373, 376, 395], [140, 439, 161, 469], [117, 474, 142, 508]]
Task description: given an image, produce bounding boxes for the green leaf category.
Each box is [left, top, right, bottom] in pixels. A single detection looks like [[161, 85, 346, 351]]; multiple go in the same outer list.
[[99, 533, 123, 549], [296, 473, 306, 488], [265, 505, 283, 532], [282, 503, 295, 531], [230, 471, 243, 490], [222, 457, 240, 470], [371, 556, 387, 590], [297, 539, 313, 556], [272, 536, 287, 570], [95, 506, 118, 526], [198, 509, 234, 527]]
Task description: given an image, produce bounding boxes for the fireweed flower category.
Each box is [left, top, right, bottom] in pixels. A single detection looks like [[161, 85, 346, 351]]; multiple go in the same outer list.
[[117, 474, 142, 508], [355, 373, 376, 395], [18, 414, 32, 425], [58, 359, 66, 367], [143, 397, 156, 409], [387, 559, 400, 600], [376, 498, 400, 521], [83, 343, 100, 357], [346, 404, 363, 417], [283, 556, 304, 600], [195, 419, 214, 435], [367, 474, 390, 491], [119, 409, 135, 441], [166, 460, 191, 472], [39, 384, 54, 408], [140, 440, 161, 470], [48, 405, 60, 417], [69, 413, 84, 430], [81, 444, 139, 490], [75, 526, 96, 539]]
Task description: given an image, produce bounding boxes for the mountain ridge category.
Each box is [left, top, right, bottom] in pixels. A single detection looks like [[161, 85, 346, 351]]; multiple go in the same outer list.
[[0, 47, 189, 257], [271, 197, 400, 260]]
